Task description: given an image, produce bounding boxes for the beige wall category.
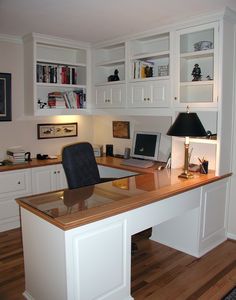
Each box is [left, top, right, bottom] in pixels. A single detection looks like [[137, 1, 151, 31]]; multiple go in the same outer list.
[[0, 40, 94, 160], [92, 115, 172, 161]]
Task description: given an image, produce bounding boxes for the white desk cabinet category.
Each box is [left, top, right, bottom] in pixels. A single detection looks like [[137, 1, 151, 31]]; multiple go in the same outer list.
[[0, 169, 31, 232], [19, 176, 229, 300], [32, 165, 68, 194], [151, 179, 228, 257]]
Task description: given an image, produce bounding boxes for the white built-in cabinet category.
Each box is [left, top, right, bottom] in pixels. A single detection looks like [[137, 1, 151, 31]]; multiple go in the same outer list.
[[128, 79, 170, 108], [0, 169, 32, 232], [94, 83, 126, 108], [174, 22, 218, 108], [151, 178, 228, 257], [127, 32, 170, 108], [31, 165, 68, 194], [93, 42, 126, 108], [23, 33, 90, 116]]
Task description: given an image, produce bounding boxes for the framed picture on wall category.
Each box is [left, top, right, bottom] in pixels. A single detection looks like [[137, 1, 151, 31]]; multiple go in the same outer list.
[[0, 73, 12, 121], [112, 121, 130, 139], [37, 123, 78, 139]]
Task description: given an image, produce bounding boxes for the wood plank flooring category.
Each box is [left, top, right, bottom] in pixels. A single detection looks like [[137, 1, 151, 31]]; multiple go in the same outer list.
[[0, 228, 236, 300]]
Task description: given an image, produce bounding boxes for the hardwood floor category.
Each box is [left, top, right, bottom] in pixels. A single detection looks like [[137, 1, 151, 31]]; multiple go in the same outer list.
[[0, 228, 235, 300]]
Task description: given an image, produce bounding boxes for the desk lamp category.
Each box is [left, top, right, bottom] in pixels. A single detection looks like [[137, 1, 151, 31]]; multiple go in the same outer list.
[[167, 108, 207, 179]]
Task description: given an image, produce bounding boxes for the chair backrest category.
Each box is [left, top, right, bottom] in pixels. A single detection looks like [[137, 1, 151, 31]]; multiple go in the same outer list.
[[62, 142, 101, 189]]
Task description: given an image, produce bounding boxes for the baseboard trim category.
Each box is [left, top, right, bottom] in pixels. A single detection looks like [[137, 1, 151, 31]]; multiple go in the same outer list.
[[227, 232, 236, 240], [23, 291, 35, 300]]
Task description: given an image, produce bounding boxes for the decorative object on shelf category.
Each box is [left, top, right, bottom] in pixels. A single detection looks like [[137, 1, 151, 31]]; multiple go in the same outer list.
[[108, 69, 120, 82], [37, 123, 78, 139], [198, 157, 209, 174], [206, 130, 217, 139], [38, 99, 48, 109], [0, 73, 11, 121], [191, 64, 202, 81], [206, 75, 213, 80], [167, 107, 207, 179], [194, 41, 213, 51], [112, 121, 130, 139], [158, 65, 169, 77], [145, 65, 153, 78]]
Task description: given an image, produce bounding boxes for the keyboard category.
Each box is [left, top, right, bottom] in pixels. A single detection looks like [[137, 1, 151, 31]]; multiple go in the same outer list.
[[121, 158, 154, 169]]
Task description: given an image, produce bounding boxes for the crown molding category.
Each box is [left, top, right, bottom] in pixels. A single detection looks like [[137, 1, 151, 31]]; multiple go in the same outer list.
[[0, 34, 22, 44]]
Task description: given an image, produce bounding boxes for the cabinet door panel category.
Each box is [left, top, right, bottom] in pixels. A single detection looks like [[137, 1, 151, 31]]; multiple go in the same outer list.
[[95, 86, 108, 107], [110, 85, 125, 107], [56, 165, 68, 190], [95, 84, 125, 108], [152, 80, 170, 107], [128, 80, 170, 107], [128, 83, 147, 107], [32, 166, 56, 194]]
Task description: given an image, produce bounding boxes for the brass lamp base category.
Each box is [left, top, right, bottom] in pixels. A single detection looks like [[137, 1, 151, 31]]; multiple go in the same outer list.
[[178, 171, 194, 179]]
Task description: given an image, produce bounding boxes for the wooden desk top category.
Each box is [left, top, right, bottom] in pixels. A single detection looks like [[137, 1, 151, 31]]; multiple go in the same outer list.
[[16, 157, 231, 231], [0, 157, 62, 172]]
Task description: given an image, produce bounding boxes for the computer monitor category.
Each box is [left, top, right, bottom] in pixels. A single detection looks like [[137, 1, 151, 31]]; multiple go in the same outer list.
[[131, 131, 161, 161]]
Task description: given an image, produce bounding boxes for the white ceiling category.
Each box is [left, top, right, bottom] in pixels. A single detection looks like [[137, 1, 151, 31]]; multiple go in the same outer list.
[[0, 0, 236, 44]]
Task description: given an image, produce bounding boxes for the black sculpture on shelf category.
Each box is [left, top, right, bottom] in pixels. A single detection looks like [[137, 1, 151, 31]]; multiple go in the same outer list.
[[144, 65, 153, 78], [108, 69, 120, 82], [191, 63, 202, 81]]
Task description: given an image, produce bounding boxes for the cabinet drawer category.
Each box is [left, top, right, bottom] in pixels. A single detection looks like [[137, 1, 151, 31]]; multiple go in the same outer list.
[[0, 170, 31, 197]]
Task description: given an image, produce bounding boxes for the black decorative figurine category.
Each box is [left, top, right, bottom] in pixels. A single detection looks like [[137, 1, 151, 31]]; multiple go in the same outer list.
[[191, 64, 202, 81], [144, 66, 153, 78], [108, 69, 120, 82]]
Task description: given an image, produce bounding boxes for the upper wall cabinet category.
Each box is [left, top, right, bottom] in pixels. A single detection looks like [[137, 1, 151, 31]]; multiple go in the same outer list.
[[127, 32, 171, 108], [174, 22, 218, 108], [23, 33, 90, 116], [92, 42, 126, 108]]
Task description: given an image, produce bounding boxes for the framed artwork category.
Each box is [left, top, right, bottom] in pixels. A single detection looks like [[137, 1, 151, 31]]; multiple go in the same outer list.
[[0, 73, 12, 121], [112, 121, 130, 139], [37, 123, 78, 139]]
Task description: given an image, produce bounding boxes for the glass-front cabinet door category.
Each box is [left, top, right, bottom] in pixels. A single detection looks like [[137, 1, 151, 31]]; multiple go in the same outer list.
[[174, 22, 218, 108]]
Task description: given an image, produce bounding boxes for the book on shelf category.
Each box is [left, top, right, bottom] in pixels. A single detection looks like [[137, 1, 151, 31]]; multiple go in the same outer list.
[[132, 60, 154, 79], [36, 64, 78, 85], [46, 89, 86, 109]]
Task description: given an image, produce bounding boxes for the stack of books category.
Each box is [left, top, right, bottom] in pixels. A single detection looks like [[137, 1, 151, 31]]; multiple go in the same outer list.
[[6, 147, 26, 164], [47, 89, 86, 109]]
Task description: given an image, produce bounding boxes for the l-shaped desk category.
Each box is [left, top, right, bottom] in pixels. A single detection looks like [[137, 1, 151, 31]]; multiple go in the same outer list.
[[17, 157, 231, 300]]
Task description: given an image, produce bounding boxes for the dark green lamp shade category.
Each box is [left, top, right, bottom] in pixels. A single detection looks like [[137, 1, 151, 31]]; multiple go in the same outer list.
[[167, 112, 207, 137]]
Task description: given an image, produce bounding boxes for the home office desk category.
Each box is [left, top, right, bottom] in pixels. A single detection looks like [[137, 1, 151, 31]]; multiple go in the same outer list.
[[16, 157, 230, 300]]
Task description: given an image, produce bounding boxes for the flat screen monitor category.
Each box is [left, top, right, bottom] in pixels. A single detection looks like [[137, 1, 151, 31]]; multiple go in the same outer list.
[[131, 131, 161, 161]]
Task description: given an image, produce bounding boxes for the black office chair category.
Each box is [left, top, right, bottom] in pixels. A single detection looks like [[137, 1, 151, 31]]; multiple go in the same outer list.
[[62, 142, 114, 189]]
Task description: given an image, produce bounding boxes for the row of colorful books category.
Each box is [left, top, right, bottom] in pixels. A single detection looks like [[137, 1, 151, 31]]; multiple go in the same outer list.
[[37, 64, 78, 85], [47, 89, 86, 109], [6, 147, 26, 164]]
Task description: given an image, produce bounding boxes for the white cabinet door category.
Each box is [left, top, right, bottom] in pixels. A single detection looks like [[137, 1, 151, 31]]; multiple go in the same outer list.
[[32, 165, 67, 194], [0, 169, 32, 232], [127, 80, 170, 107], [94, 83, 125, 108], [199, 179, 227, 255], [56, 164, 68, 190]]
